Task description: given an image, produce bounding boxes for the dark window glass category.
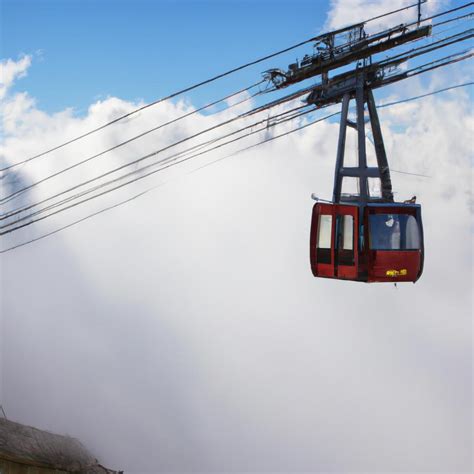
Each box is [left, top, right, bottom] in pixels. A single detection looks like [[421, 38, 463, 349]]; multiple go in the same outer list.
[[369, 214, 420, 250]]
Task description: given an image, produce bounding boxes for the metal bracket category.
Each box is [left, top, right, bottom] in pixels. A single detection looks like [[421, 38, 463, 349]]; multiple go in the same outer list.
[[331, 75, 393, 204]]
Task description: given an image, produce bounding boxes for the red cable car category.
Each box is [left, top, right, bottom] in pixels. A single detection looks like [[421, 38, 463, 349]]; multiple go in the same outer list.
[[310, 202, 424, 282], [308, 81, 424, 283]]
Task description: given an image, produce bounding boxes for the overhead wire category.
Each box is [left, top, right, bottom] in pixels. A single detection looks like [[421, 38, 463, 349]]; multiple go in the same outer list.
[[4, 105, 316, 227], [0, 80, 264, 204], [391, 169, 432, 177], [364, 0, 427, 23], [1, 78, 472, 248], [0, 0, 432, 173], [0, 86, 316, 217], [341, 2, 474, 67], [10, 15, 441, 204], [402, 1, 473, 30], [431, 10, 473, 29], [0, 108, 339, 254], [377, 81, 473, 108], [400, 11, 474, 51], [3, 21, 472, 208], [0, 80, 318, 207], [404, 50, 474, 79], [2, 79, 470, 254], [1, 104, 320, 232], [429, 18, 474, 43], [1, 3, 473, 250], [376, 27, 474, 68], [0, 52, 303, 173], [2, 49, 472, 231], [323, 2, 474, 63]]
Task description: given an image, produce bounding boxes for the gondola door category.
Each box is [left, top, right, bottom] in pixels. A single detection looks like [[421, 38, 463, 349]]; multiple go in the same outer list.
[[310, 203, 335, 278], [310, 203, 358, 280], [334, 205, 358, 280]]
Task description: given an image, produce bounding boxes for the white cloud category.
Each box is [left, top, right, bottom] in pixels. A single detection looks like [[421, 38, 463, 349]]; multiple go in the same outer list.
[[0, 55, 32, 101], [325, 0, 447, 33], [0, 52, 472, 473]]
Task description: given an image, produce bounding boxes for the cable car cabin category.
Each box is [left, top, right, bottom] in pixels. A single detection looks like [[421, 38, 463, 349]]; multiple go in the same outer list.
[[310, 202, 424, 283]]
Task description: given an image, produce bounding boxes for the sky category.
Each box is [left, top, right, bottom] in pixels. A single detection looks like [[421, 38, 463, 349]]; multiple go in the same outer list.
[[0, 0, 473, 473], [2, 0, 471, 112], [2, 0, 331, 113]]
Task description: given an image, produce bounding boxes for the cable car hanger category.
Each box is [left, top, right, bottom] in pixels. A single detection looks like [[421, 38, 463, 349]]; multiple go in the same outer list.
[[259, 7, 446, 283], [308, 72, 424, 283]]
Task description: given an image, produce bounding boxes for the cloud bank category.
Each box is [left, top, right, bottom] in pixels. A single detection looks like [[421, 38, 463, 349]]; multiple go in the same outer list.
[[1, 39, 472, 474]]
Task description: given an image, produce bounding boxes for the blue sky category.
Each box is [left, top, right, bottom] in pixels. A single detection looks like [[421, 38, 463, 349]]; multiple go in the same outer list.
[[4, 0, 471, 115], [2, 0, 331, 113]]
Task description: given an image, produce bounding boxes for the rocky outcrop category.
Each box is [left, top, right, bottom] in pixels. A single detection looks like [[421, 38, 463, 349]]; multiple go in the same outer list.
[[0, 418, 121, 473]]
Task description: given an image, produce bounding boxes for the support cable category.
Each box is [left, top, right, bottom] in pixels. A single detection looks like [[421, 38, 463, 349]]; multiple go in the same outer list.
[[0, 0, 434, 173], [0, 81, 263, 204], [2, 46, 471, 227], [377, 82, 473, 108], [4, 24, 470, 208], [1, 79, 472, 251], [1, 87, 314, 215], [1, 105, 318, 231], [377, 28, 473, 68]]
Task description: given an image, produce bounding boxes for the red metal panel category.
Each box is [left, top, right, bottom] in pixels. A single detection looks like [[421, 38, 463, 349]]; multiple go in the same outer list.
[[368, 250, 421, 282], [364, 204, 423, 283], [309, 203, 319, 277]]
